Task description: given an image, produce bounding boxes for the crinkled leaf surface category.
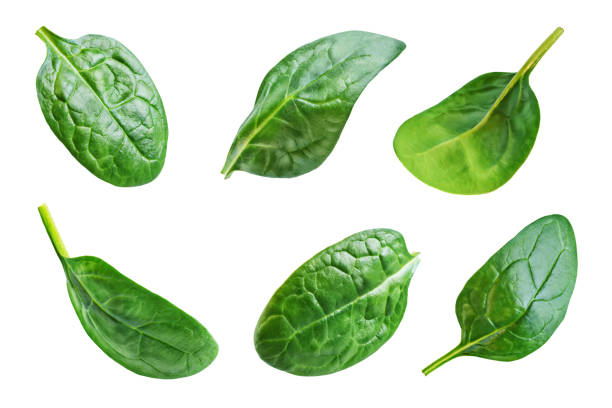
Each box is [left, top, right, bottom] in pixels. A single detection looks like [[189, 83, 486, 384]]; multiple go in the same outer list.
[[254, 229, 419, 376], [36, 27, 168, 186], [423, 214, 577, 375], [39, 205, 217, 379], [394, 28, 563, 194], [222, 31, 405, 178]]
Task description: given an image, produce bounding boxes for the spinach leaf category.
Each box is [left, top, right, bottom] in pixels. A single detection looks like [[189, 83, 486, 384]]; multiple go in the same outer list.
[[254, 229, 419, 376], [221, 31, 405, 178], [394, 27, 563, 194], [422, 214, 577, 375], [36, 27, 168, 187], [38, 204, 217, 378]]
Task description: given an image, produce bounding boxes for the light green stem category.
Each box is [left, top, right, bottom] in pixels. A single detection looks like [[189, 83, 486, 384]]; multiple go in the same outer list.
[[38, 203, 69, 258], [422, 344, 465, 376], [35, 26, 53, 42], [468, 27, 564, 133], [518, 27, 564, 77]]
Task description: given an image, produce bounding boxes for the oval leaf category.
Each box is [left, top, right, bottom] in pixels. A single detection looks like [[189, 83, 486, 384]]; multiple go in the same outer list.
[[394, 28, 563, 194], [422, 214, 577, 375], [254, 229, 419, 376], [38, 204, 217, 379], [36, 27, 168, 187], [222, 31, 405, 178]]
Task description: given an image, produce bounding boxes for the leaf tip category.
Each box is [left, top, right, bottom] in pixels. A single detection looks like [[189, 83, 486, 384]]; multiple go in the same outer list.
[[397, 39, 407, 52]]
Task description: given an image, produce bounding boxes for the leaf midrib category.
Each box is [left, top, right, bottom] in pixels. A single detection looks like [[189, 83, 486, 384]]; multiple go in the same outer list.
[[37, 29, 152, 161], [404, 26, 563, 162], [407, 71, 525, 158]]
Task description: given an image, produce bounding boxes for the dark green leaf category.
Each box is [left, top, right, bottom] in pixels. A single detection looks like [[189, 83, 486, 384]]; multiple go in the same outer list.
[[422, 214, 577, 375], [254, 229, 419, 376], [38, 204, 217, 379], [221, 31, 405, 178], [394, 28, 563, 194], [36, 27, 168, 187]]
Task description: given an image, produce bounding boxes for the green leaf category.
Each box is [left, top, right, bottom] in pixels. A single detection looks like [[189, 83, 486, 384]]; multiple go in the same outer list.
[[38, 204, 217, 379], [221, 31, 405, 178], [422, 214, 577, 375], [254, 229, 419, 376], [394, 27, 563, 194], [36, 27, 168, 187]]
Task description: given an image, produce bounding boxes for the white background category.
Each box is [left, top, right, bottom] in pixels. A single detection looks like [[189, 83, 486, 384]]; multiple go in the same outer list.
[[1, 0, 609, 406]]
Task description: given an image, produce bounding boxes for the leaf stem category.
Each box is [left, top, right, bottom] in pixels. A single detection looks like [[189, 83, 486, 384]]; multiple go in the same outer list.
[[456, 27, 564, 140], [38, 204, 69, 258], [35, 26, 63, 49], [35, 26, 53, 42], [518, 27, 564, 77], [422, 344, 464, 376]]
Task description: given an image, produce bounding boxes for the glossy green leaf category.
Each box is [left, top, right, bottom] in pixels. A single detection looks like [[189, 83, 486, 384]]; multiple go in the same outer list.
[[38, 204, 217, 379], [221, 31, 405, 178], [394, 28, 563, 194], [254, 229, 419, 376], [422, 214, 577, 375], [36, 27, 168, 187]]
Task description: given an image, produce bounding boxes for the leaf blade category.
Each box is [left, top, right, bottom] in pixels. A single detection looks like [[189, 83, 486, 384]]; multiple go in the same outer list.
[[394, 28, 562, 194], [423, 215, 577, 375], [38, 205, 217, 379], [36, 27, 168, 187], [254, 229, 419, 376]]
